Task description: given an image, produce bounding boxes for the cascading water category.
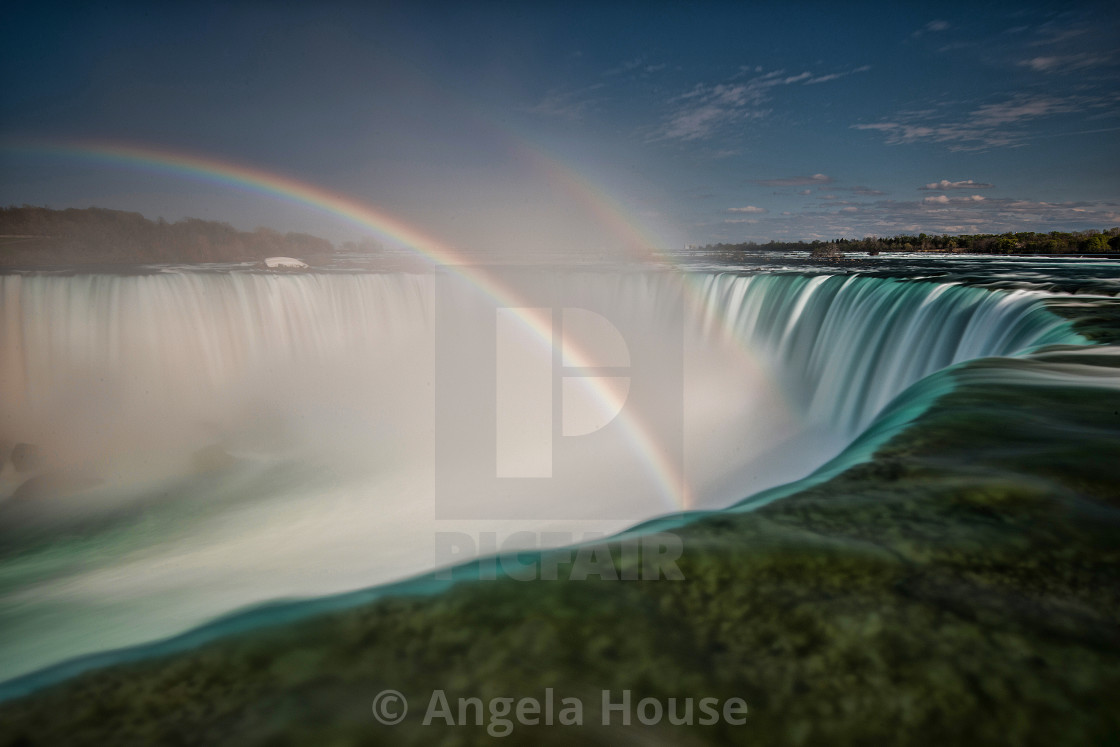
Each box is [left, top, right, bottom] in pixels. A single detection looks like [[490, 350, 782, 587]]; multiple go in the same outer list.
[[696, 273, 1079, 434], [0, 269, 1082, 685]]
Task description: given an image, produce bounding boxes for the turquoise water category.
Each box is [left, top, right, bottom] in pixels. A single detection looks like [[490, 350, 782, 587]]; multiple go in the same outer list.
[[0, 263, 1100, 698]]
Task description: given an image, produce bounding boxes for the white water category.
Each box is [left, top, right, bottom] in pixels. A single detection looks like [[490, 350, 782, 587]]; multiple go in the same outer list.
[[0, 270, 1079, 682]]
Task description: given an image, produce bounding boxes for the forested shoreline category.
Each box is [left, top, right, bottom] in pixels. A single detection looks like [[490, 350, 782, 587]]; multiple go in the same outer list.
[[704, 228, 1120, 257], [0, 206, 338, 266], [4, 206, 1120, 266]]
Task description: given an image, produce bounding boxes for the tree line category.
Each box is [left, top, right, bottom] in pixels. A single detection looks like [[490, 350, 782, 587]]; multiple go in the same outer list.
[[704, 228, 1120, 257], [0, 206, 340, 266]]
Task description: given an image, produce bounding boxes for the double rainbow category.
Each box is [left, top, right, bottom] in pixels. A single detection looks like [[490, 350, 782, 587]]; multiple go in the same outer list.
[[6, 139, 695, 510]]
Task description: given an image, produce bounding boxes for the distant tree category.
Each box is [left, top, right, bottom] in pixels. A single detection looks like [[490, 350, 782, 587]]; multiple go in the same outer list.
[[810, 241, 845, 259], [0, 206, 336, 266], [1082, 234, 1110, 253]]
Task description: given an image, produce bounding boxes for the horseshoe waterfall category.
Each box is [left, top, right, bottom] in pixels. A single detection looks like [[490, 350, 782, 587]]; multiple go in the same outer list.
[[0, 268, 1088, 690]]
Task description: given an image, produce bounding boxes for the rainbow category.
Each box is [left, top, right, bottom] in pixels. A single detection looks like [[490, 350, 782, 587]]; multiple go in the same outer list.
[[5, 139, 694, 509], [515, 141, 673, 263], [16, 141, 465, 262]]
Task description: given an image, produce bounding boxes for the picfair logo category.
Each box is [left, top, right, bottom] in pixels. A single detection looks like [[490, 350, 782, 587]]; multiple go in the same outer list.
[[434, 267, 683, 520], [495, 306, 631, 478]]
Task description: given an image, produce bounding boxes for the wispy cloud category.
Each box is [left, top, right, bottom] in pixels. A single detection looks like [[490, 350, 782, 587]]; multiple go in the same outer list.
[[820, 185, 887, 196], [1018, 53, 1113, 73], [528, 83, 606, 121], [1028, 23, 1090, 47], [729, 205, 766, 213], [922, 194, 986, 204], [603, 58, 645, 77], [805, 65, 872, 85], [654, 81, 772, 141], [532, 56, 672, 121], [804, 72, 843, 85], [753, 173, 833, 187], [912, 19, 951, 38], [971, 96, 1080, 126], [603, 57, 668, 79], [920, 179, 994, 190], [852, 92, 1119, 151], [651, 66, 870, 142]]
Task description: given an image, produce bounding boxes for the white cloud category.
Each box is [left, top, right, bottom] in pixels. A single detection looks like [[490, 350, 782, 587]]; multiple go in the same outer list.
[[923, 194, 986, 205], [853, 93, 1118, 151], [1019, 53, 1112, 73], [1029, 24, 1090, 47], [652, 65, 868, 142], [653, 80, 773, 140], [972, 96, 1078, 126], [804, 73, 843, 85], [912, 19, 951, 37], [729, 205, 766, 213], [920, 179, 994, 190], [659, 103, 756, 141], [805, 65, 872, 85]]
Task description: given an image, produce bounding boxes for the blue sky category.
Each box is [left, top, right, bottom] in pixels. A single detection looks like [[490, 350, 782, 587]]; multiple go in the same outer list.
[[2, 1, 1118, 251]]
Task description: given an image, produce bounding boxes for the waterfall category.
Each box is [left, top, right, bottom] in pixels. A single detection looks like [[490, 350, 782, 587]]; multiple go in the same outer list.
[[1, 272, 434, 484], [694, 272, 1078, 434], [0, 269, 1082, 686]]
